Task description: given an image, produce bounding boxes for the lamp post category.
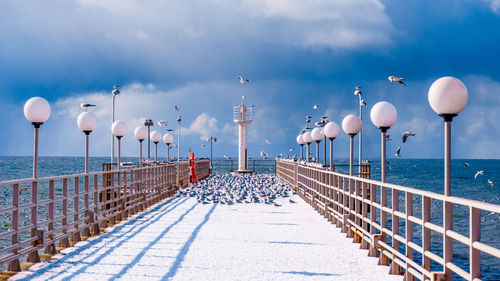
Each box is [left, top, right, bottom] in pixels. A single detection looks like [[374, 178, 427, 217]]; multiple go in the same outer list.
[[144, 119, 154, 161], [342, 114, 362, 176], [150, 130, 162, 162], [111, 85, 120, 168], [370, 101, 398, 267], [296, 134, 305, 161], [354, 86, 366, 175], [112, 121, 128, 170], [303, 131, 313, 162], [134, 126, 147, 167], [311, 127, 324, 163], [428, 77, 468, 196], [370, 101, 397, 183], [428, 77, 468, 281], [207, 136, 217, 169], [324, 121, 340, 171], [77, 111, 97, 173], [24, 97, 51, 178], [177, 116, 182, 163], [163, 133, 174, 163]]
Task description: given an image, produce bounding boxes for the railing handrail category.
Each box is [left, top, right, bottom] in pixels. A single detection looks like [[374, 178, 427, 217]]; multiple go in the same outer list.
[[275, 159, 500, 280], [295, 161, 500, 214]]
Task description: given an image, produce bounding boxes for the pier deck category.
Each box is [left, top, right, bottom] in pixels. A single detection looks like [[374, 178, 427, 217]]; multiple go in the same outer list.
[[11, 195, 401, 281]]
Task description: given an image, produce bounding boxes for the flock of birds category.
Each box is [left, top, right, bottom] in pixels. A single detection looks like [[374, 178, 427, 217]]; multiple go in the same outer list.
[[465, 162, 495, 188], [175, 173, 295, 206]]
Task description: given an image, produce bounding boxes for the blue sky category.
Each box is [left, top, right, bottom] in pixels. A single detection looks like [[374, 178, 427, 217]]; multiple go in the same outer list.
[[1, 0, 500, 159]]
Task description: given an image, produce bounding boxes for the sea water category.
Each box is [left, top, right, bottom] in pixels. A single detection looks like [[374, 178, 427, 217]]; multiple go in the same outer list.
[[0, 156, 498, 279]]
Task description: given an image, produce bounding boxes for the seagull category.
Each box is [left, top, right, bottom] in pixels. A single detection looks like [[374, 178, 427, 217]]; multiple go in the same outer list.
[[387, 161, 392, 171], [464, 162, 470, 167], [474, 171, 484, 179], [313, 105, 320, 110], [395, 146, 401, 157], [223, 155, 231, 160], [289, 147, 293, 152], [236, 76, 250, 84], [80, 103, 96, 112], [289, 199, 296, 203], [158, 120, 167, 127], [169, 144, 177, 149], [165, 128, 174, 132], [385, 135, 392, 141], [201, 143, 206, 149], [488, 179, 494, 188], [402, 131, 416, 143], [265, 139, 272, 145], [174, 105, 180, 112], [260, 151, 270, 157], [388, 76, 407, 87], [360, 99, 367, 108]]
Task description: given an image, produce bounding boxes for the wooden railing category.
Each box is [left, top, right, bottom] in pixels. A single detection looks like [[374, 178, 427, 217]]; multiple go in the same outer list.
[[276, 159, 500, 281], [195, 160, 210, 181], [0, 160, 210, 274], [176, 161, 190, 188]]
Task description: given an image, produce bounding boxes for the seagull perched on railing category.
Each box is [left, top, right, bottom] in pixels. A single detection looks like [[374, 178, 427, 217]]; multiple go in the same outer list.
[[236, 76, 250, 84], [388, 76, 407, 87], [80, 103, 96, 112]]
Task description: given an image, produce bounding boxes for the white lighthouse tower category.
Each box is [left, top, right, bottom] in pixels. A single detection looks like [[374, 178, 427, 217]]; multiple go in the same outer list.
[[233, 96, 253, 172]]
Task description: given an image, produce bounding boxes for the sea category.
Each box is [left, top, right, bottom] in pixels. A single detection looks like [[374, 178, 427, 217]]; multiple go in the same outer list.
[[0, 156, 498, 280]]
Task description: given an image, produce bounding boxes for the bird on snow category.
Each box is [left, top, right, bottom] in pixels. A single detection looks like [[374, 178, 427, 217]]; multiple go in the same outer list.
[[402, 131, 416, 143], [80, 103, 96, 112], [236, 76, 250, 84], [474, 171, 484, 179], [313, 105, 320, 110], [488, 179, 494, 188], [395, 146, 401, 157], [388, 76, 407, 86], [265, 139, 272, 145]]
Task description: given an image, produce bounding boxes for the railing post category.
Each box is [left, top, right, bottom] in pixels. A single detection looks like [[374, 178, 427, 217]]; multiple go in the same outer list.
[[72, 177, 81, 244], [404, 192, 414, 280], [470, 206, 480, 280], [26, 180, 40, 263], [59, 178, 70, 248], [389, 186, 402, 274], [422, 196, 431, 272], [8, 184, 21, 272], [45, 180, 57, 255], [443, 200, 453, 280]]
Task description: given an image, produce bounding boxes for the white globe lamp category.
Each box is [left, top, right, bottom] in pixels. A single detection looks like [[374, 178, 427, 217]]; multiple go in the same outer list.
[[150, 130, 162, 162], [296, 134, 305, 161], [342, 114, 362, 176], [77, 112, 97, 173], [311, 127, 324, 163], [303, 131, 313, 162], [134, 126, 148, 166], [112, 121, 127, 170], [163, 133, 174, 163], [370, 101, 397, 183]]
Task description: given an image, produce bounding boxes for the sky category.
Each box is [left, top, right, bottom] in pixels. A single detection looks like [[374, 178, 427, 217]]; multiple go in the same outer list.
[[1, 0, 500, 159]]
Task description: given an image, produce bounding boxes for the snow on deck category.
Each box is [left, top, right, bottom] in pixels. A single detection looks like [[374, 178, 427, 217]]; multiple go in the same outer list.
[[12, 187, 402, 281]]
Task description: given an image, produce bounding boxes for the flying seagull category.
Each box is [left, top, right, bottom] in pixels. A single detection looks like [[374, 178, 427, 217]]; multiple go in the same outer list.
[[402, 131, 416, 143], [236, 76, 250, 84], [313, 105, 320, 110], [289, 147, 293, 152], [464, 162, 470, 167], [80, 103, 96, 112], [174, 105, 180, 112], [474, 170, 484, 179], [265, 139, 272, 145], [260, 151, 270, 157], [201, 143, 205, 149], [387, 161, 392, 171], [158, 120, 167, 127], [395, 146, 401, 157], [388, 76, 407, 87], [385, 135, 392, 141], [488, 179, 494, 188]]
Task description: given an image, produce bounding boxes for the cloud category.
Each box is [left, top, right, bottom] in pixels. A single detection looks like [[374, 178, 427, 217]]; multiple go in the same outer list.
[[182, 113, 220, 140], [485, 0, 500, 13]]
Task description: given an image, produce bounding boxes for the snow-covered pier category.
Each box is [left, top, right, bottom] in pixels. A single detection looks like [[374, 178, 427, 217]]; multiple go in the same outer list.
[[11, 174, 400, 281]]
